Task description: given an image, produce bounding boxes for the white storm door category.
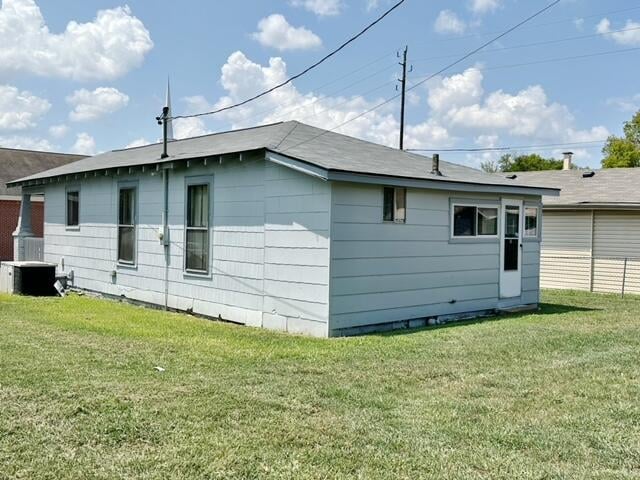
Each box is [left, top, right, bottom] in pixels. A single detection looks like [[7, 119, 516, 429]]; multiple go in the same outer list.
[[500, 199, 523, 298]]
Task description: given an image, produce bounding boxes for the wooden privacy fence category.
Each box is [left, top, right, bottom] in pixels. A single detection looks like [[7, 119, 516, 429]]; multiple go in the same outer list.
[[23, 237, 44, 262], [541, 255, 640, 297]]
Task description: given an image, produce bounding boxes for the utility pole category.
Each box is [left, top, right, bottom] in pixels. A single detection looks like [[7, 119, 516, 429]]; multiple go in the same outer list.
[[397, 46, 412, 150]]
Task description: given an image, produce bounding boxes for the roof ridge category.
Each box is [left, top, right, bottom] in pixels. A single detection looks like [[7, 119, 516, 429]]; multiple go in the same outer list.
[[0, 146, 85, 157], [111, 121, 287, 153]]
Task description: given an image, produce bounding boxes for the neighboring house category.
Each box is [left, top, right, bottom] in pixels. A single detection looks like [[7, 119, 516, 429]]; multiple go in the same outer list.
[[0, 147, 84, 261], [7, 121, 557, 337], [506, 163, 640, 295]]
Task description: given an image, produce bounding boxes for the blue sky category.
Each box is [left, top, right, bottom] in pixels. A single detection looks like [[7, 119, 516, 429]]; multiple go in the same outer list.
[[1, 0, 640, 168]]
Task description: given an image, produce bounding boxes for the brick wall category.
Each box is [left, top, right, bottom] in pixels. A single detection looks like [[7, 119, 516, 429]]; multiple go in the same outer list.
[[0, 199, 44, 261]]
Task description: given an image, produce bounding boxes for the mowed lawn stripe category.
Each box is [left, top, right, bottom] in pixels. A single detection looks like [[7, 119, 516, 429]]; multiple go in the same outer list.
[[0, 290, 638, 479]]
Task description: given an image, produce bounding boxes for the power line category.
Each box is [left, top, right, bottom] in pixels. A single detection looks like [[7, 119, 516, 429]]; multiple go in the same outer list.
[[412, 25, 640, 64], [169, 0, 406, 121], [280, 0, 561, 154], [407, 140, 607, 153], [413, 5, 640, 45]]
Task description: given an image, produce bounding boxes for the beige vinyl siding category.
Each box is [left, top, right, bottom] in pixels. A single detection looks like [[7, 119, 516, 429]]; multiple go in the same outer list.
[[540, 210, 592, 290], [592, 211, 640, 295]]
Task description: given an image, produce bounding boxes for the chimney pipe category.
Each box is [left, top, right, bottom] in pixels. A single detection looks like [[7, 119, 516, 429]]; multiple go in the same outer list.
[[563, 151, 573, 170], [431, 153, 442, 176]]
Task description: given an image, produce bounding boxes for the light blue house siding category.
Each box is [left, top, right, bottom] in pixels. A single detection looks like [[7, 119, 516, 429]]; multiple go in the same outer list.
[[39, 154, 542, 338], [43, 153, 331, 337], [328, 182, 541, 336]]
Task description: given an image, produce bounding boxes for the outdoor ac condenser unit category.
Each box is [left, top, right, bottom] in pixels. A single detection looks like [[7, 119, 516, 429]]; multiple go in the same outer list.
[[0, 262, 56, 296]]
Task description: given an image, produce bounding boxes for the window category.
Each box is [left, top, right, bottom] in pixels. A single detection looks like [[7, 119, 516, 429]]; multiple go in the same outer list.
[[524, 207, 539, 237], [185, 183, 210, 273], [118, 187, 136, 264], [383, 187, 406, 223], [66, 189, 79, 227], [452, 204, 498, 237]]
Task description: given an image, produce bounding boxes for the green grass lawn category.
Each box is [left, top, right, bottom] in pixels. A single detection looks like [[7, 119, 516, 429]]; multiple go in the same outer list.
[[0, 290, 638, 479]]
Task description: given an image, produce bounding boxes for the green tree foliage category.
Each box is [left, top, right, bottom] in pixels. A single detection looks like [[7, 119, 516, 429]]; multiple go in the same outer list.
[[497, 153, 563, 172], [602, 110, 640, 168]]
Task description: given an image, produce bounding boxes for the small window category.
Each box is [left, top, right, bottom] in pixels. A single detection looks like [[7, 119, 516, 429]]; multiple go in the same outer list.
[[118, 187, 136, 264], [524, 207, 539, 238], [383, 187, 406, 223], [66, 190, 79, 227], [453, 205, 498, 237], [185, 183, 210, 273]]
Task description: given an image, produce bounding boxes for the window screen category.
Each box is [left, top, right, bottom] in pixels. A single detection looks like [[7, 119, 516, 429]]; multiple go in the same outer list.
[[66, 190, 79, 227], [383, 187, 406, 223], [477, 207, 498, 236], [186, 183, 210, 273], [524, 207, 539, 237], [118, 187, 136, 264]]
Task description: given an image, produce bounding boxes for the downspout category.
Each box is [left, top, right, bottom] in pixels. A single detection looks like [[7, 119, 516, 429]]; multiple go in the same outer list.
[[162, 168, 170, 310]]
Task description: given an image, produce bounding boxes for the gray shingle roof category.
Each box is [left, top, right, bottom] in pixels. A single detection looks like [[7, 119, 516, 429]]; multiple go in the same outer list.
[[0, 147, 85, 197], [500, 168, 640, 207], [7, 121, 556, 194]]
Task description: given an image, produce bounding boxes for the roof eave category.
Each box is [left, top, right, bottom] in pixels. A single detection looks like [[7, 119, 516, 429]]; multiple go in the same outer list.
[[544, 203, 640, 210], [266, 150, 559, 196]]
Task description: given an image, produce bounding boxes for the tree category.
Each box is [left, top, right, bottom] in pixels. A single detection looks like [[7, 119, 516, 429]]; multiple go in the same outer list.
[[602, 110, 640, 168], [480, 159, 499, 173], [498, 153, 563, 172]]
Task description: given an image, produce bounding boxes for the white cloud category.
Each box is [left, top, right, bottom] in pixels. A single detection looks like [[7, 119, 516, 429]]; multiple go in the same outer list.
[[596, 18, 640, 46], [607, 93, 640, 112], [252, 14, 322, 51], [174, 118, 210, 139], [67, 87, 129, 122], [205, 51, 448, 149], [429, 68, 607, 142], [196, 53, 607, 168], [365, 0, 380, 11], [48, 124, 69, 138], [290, 0, 342, 16], [0, 135, 54, 151], [0, 0, 153, 80], [469, 0, 501, 14], [434, 10, 466, 35], [574, 18, 585, 31], [125, 137, 150, 148], [70, 132, 96, 155], [0, 84, 50, 131]]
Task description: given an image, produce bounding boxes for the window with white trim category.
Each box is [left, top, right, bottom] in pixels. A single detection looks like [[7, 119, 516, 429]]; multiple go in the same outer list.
[[452, 204, 498, 237], [118, 186, 136, 264], [185, 182, 210, 273], [66, 189, 79, 227], [383, 187, 406, 223], [524, 207, 539, 237]]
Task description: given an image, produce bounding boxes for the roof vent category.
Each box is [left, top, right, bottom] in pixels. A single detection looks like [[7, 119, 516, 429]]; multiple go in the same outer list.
[[563, 151, 573, 170], [582, 171, 595, 178], [506, 174, 517, 180], [431, 153, 443, 176]]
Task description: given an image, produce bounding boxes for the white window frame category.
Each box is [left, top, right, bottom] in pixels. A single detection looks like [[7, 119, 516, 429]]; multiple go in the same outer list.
[[382, 187, 407, 224], [65, 186, 80, 230], [524, 206, 540, 238], [451, 203, 500, 239], [117, 183, 138, 267], [184, 176, 212, 276]]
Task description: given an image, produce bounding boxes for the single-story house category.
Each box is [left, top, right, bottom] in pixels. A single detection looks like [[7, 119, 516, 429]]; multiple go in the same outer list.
[[505, 162, 640, 295], [0, 147, 84, 261], [7, 121, 557, 337]]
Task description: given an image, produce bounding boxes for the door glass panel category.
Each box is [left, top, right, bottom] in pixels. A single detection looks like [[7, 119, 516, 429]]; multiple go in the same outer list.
[[504, 206, 520, 271]]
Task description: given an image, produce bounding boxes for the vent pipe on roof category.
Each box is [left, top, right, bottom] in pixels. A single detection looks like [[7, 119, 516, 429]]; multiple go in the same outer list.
[[563, 151, 573, 170], [431, 153, 442, 176]]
